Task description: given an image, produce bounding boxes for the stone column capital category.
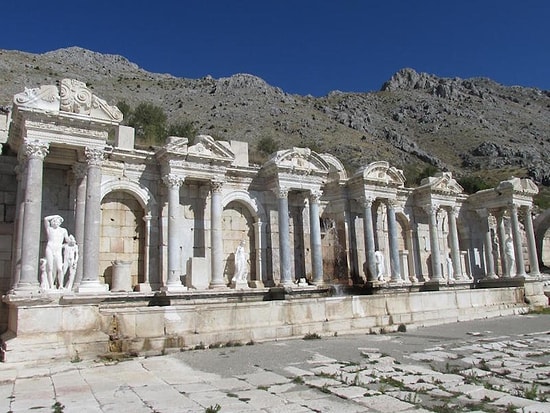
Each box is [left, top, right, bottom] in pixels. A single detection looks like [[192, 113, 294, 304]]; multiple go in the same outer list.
[[23, 139, 49, 160], [84, 147, 105, 166], [360, 195, 375, 209], [423, 204, 439, 216], [274, 186, 289, 199], [385, 198, 398, 209], [446, 205, 460, 217], [162, 173, 184, 189], [309, 190, 323, 203], [210, 178, 225, 193]]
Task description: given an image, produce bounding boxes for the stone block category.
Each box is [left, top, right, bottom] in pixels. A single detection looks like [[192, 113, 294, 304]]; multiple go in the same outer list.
[[186, 257, 209, 290], [115, 125, 135, 149], [17, 305, 63, 334], [62, 305, 101, 331], [134, 309, 165, 338]]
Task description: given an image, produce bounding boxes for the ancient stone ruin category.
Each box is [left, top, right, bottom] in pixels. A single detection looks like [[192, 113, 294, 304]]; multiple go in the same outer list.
[[0, 80, 547, 362]]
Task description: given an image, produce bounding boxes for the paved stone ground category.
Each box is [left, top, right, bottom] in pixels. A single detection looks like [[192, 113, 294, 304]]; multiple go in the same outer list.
[[1, 314, 549, 412]]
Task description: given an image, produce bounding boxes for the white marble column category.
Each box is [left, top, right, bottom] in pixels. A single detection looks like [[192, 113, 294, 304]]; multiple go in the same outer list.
[[136, 213, 153, 292], [494, 209, 508, 277], [425, 204, 443, 282], [10, 163, 26, 289], [509, 204, 527, 277], [477, 209, 497, 279], [309, 190, 324, 285], [15, 140, 49, 292], [277, 187, 292, 285], [386, 199, 402, 283], [79, 147, 109, 293], [253, 220, 263, 286], [72, 162, 87, 289], [522, 205, 540, 278], [360, 196, 376, 282], [209, 179, 226, 289], [162, 174, 186, 292], [447, 206, 463, 280]]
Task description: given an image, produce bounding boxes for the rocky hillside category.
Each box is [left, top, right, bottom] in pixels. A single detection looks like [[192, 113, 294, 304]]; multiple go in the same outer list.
[[1, 47, 549, 190]]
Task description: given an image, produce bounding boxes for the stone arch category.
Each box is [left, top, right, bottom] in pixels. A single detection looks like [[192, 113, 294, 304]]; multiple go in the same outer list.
[[221, 190, 266, 286], [99, 179, 158, 290], [101, 179, 157, 214], [222, 190, 265, 223], [396, 211, 414, 281], [534, 208, 550, 267]]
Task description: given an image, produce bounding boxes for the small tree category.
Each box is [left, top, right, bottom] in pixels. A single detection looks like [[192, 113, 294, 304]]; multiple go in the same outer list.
[[257, 136, 279, 156], [168, 121, 198, 142], [129, 102, 167, 145], [116, 100, 132, 125]]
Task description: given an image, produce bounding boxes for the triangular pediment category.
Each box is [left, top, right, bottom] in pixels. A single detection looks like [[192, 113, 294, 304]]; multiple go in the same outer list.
[[14, 85, 60, 112], [268, 147, 330, 175], [187, 135, 235, 162], [358, 161, 405, 187], [419, 172, 463, 195], [13, 79, 123, 122], [496, 177, 538, 196]]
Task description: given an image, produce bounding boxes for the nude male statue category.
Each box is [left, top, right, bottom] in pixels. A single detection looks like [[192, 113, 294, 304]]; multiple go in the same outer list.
[[43, 215, 70, 289]]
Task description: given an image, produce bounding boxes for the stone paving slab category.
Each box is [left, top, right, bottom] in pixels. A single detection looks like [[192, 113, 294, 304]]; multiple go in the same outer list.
[[2, 314, 550, 412]]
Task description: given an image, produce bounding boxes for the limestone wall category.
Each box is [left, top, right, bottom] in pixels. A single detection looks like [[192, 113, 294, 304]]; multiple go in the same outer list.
[[2, 283, 542, 362]]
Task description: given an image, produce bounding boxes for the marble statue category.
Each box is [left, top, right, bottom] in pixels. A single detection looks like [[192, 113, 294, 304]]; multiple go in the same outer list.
[[446, 256, 454, 281], [44, 215, 70, 289], [374, 250, 385, 282], [231, 240, 249, 289], [233, 240, 248, 283], [39, 258, 49, 290], [504, 235, 515, 277], [63, 235, 79, 290]]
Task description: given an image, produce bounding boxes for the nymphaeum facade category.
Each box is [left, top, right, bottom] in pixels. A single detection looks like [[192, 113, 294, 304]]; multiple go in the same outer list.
[[0, 79, 542, 295], [0, 80, 544, 362]]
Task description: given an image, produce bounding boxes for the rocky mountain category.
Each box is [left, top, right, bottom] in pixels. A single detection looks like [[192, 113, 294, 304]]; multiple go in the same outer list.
[[1, 47, 549, 193]]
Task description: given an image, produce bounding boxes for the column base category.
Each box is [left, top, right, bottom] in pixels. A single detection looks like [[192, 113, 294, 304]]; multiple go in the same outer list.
[[77, 281, 109, 294], [162, 283, 188, 293], [135, 283, 152, 293], [230, 280, 250, 290], [12, 282, 42, 295], [208, 282, 228, 290], [446, 278, 472, 286]]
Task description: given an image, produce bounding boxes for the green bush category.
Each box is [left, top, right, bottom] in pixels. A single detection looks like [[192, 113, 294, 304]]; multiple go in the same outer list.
[[458, 175, 492, 194]]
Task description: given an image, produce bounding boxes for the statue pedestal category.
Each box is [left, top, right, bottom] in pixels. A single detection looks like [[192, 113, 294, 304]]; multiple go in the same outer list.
[[111, 260, 133, 292], [231, 280, 249, 290]]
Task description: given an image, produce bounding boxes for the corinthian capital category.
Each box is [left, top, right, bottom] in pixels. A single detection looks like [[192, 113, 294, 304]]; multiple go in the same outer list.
[[274, 186, 289, 199], [84, 147, 105, 166], [23, 139, 49, 160], [210, 178, 224, 193], [360, 195, 375, 209], [309, 189, 323, 203], [423, 204, 440, 216], [162, 174, 184, 189]]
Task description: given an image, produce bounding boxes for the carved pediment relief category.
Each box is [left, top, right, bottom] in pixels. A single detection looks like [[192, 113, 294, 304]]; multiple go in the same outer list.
[[14, 85, 60, 112], [496, 177, 538, 196], [419, 172, 463, 195], [60, 79, 123, 121], [358, 161, 405, 187], [268, 147, 330, 175], [187, 135, 234, 161], [13, 79, 123, 122]]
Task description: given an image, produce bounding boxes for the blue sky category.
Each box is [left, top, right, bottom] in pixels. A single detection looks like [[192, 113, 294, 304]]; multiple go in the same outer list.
[[3, 0, 549, 96]]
